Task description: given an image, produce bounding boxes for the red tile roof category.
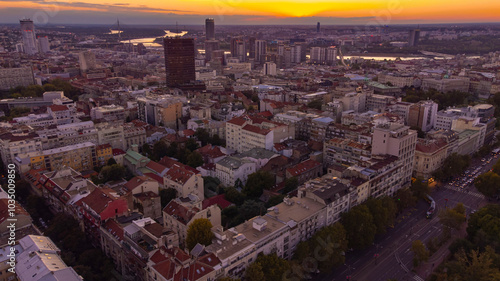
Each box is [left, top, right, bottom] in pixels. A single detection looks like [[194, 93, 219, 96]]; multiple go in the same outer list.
[[0, 198, 30, 225], [196, 144, 225, 159], [96, 143, 112, 150], [202, 194, 232, 210], [112, 148, 126, 156], [144, 173, 164, 185], [183, 129, 195, 137], [242, 124, 271, 135], [48, 105, 69, 112], [79, 188, 121, 214], [286, 159, 322, 177], [123, 176, 155, 192], [163, 200, 198, 225], [227, 117, 247, 126], [153, 259, 177, 280], [173, 262, 214, 281], [146, 161, 168, 174], [103, 219, 124, 241], [165, 166, 194, 185]]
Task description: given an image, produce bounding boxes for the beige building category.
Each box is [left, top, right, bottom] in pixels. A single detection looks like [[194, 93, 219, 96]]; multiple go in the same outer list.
[[96, 122, 126, 150], [371, 123, 417, 187], [414, 139, 449, 180], [0, 131, 42, 168], [163, 198, 221, 248]]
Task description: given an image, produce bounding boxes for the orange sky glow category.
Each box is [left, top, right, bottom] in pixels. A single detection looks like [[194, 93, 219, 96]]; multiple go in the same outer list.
[[1, 0, 499, 23]]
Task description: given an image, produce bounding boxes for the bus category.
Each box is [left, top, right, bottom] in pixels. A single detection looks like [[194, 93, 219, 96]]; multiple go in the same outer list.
[[426, 195, 435, 219]]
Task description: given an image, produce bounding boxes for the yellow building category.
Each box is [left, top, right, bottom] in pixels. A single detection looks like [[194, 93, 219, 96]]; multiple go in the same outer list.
[[28, 142, 96, 172], [96, 143, 113, 166]]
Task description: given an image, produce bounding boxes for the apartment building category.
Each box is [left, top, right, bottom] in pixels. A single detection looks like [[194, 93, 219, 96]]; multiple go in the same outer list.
[[0, 131, 41, 167], [26, 142, 96, 172], [162, 198, 221, 248], [37, 121, 98, 150], [371, 123, 417, 187], [137, 95, 184, 128], [91, 105, 126, 121], [96, 122, 126, 150], [215, 156, 256, 187], [408, 100, 438, 132], [159, 156, 205, 199], [16, 235, 83, 281], [298, 176, 356, 225], [226, 115, 293, 153], [323, 138, 371, 168], [205, 196, 326, 278]]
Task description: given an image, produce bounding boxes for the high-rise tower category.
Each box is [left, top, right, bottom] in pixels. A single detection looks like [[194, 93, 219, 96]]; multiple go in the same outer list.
[[20, 19, 38, 55], [205, 18, 215, 40], [164, 37, 195, 87]]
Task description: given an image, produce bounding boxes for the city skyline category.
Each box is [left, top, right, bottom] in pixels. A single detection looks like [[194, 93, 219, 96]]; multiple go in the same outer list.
[[1, 0, 500, 25]]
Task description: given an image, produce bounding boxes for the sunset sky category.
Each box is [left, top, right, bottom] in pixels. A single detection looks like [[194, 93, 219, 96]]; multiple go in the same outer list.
[[0, 0, 499, 25]]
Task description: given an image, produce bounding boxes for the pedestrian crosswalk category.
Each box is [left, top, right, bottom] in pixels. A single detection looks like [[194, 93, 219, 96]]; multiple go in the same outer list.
[[444, 185, 485, 199], [414, 275, 425, 281]]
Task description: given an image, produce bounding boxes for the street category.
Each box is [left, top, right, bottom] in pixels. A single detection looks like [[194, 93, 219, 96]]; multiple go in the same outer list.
[[319, 153, 495, 281]]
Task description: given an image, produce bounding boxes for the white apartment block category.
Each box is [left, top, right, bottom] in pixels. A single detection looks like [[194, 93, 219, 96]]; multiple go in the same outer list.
[[17, 235, 83, 281], [215, 156, 256, 187], [206, 196, 326, 278], [0, 131, 42, 166], [226, 116, 292, 153], [90, 105, 126, 121]]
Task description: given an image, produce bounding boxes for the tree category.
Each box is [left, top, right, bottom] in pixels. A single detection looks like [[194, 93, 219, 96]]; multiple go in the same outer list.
[[447, 247, 500, 281], [244, 262, 265, 281], [160, 188, 177, 208], [265, 195, 285, 208], [186, 218, 214, 251], [284, 177, 299, 193], [394, 188, 417, 213], [493, 159, 500, 174], [186, 151, 204, 168], [307, 99, 323, 110], [342, 205, 377, 250], [218, 277, 241, 281], [238, 200, 265, 222], [106, 157, 117, 166], [194, 128, 210, 146], [224, 187, 245, 205], [142, 143, 152, 158], [433, 153, 470, 182], [439, 203, 466, 235], [152, 141, 168, 161], [411, 179, 430, 199], [366, 197, 397, 234], [310, 223, 348, 272], [474, 171, 500, 198], [254, 253, 290, 281], [411, 240, 429, 266], [99, 164, 125, 182], [186, 138, 199, 152], [292, 241, 311, 262], [243, 171, 274, 198], [466, 204, 500, 247]]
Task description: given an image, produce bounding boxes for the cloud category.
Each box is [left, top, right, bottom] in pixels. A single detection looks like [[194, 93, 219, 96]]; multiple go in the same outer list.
[[0, 0, 191, 13]]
